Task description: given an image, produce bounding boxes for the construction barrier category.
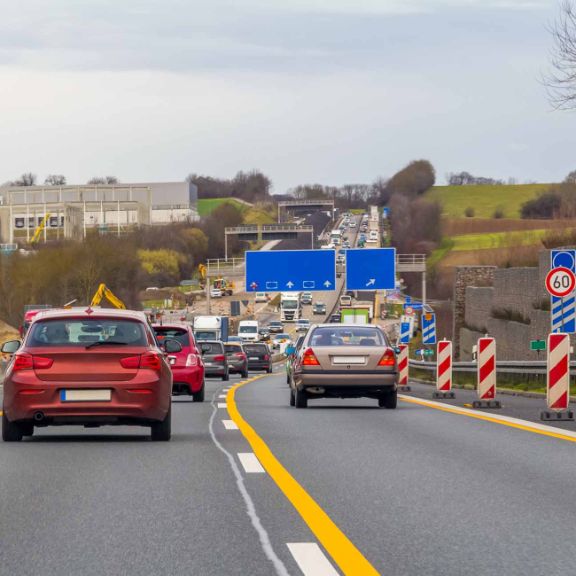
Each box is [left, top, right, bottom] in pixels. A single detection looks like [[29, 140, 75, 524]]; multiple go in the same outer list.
[[434, 340, 454, 399], [542, 333, 573, 420], [474, 337, 501, 409], [397, 344, 410, 390]]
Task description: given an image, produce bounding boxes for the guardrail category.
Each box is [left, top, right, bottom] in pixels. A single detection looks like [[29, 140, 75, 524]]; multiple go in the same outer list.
[[409, 359, 576, 376]]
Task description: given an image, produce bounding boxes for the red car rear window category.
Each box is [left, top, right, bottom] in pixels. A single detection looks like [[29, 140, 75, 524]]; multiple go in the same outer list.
[[153, 328, 191, 348]]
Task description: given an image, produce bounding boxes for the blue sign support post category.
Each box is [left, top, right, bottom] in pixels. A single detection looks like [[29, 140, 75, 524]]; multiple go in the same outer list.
[[345, 248, 396, 291], [551, 250, 576, 333], [245, 249, 336, 292]]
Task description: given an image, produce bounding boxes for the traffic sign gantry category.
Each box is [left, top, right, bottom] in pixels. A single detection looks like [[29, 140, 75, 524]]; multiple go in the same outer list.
[[345, 248, 396, 291], [245, 249, 336, 292], [545, 267, 576, 298]]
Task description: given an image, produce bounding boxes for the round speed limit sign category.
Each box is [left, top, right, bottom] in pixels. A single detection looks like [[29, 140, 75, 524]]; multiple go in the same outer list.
[[546, 267, 576, 298]]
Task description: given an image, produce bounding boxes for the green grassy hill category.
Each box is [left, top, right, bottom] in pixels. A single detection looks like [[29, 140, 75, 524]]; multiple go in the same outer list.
[[426, 184, 549, 219], [197, 198, 247, 217]]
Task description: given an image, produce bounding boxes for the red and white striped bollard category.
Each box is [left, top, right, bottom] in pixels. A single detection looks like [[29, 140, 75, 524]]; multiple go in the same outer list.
[[397, 344, 410, 391], [474, 337, 501, 409], [433, 340, 454, 399], [542, 333, 574, 421]]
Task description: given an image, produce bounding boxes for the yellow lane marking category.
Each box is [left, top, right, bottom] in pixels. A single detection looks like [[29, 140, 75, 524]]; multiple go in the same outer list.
[[227, 377, 380, 576], [400, 395, 576, 444]]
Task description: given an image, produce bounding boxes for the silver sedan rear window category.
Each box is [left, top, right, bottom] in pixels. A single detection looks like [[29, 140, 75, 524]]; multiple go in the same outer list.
[[309, 327, 385, 347]]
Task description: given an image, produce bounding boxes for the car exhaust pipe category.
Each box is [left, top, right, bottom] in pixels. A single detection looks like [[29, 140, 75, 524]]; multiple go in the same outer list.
[[33, 411, 45, 422]]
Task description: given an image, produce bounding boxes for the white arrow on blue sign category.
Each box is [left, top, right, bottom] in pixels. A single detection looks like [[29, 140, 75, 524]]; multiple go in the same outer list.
[[345, 248, 396, 291], [551, 249, 576, 334]]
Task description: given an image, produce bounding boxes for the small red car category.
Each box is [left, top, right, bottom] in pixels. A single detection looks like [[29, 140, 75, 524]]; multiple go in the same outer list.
[[2, 308, 177, 442], [152, 324, 205, 401]]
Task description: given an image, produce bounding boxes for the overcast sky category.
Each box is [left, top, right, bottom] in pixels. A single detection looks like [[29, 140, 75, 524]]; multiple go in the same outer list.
[[0, 0, 571, 192]]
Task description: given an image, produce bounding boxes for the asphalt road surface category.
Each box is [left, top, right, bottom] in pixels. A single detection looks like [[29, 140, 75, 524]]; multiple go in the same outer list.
[[3, 369, 576, 576]]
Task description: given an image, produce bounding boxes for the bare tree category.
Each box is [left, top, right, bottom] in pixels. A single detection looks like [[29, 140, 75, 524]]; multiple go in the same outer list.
[[12, 172, 37, 186], [546, 0, 576, 109], [44, 174, 66, 186], [87, 176, 119, 185]]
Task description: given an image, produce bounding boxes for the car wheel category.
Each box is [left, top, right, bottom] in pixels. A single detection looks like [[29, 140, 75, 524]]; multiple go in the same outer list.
[[267, 365, 273, 374], [222, 370, 229, 382], [290, 388, 295, 407], [151, 405, 171, 441], [192, 381, 205, 402], [2, 413, 24, 442], [295, 388, 308, 409], [21, 423, 34, 437], [379, 390, 398, 409]]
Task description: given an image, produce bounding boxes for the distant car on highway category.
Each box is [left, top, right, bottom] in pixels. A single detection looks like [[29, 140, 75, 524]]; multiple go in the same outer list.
[[313, 302, 327, 315], [288, 324, 398, 409], [268, 321, 284, 334], [296, 319, 311, 332], [254, 292, 268, 303], [258, 327, 271, 341], [329, 313, 341, 323], [224, 342, 249, 378], [2, 308, 175, 442], [271, 333, 292, 353], [243, 343, 272, 373], [300, 292, 313, 305], [210, 288, 223, 298], [340, 295, 352, 307], [153, 323, 205, 401], [199, 340, 229, 381]]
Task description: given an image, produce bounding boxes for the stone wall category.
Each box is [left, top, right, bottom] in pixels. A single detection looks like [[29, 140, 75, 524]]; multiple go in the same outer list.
[[456, 250, 559, 360]]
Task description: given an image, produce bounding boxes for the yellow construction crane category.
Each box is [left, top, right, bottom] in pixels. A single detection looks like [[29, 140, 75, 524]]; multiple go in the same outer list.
[[90, 284, 126, 309], [30, 213, 51, 244]]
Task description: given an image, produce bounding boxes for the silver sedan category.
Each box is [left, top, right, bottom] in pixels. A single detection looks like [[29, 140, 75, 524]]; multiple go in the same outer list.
[[288, 324, 398, 409]]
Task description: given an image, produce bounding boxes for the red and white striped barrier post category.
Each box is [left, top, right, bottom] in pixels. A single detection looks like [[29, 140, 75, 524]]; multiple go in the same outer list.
[[473, 337, 501, 409], [397, 344, 410, 391], [433, 340, 454, 399], [542, 333, 574, 421]]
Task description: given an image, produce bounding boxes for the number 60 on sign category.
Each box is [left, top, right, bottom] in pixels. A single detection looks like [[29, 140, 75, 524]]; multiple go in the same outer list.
[[545, 267, 576, 298]]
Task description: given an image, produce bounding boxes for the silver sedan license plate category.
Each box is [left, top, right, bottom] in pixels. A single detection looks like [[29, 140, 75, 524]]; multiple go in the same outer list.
[[332, 356, 366, 365]]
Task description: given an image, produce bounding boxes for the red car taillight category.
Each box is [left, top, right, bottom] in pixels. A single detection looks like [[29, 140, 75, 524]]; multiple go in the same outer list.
[[378, 349, 396, 367], [235, 353, 247, 361], [12, 354, 54, 371], [263, 354, 270, 361], [302, 348, 320, 366], [213, 355, 225, 362], [186, 354, 198, 367], [120, 352, 162, 372]]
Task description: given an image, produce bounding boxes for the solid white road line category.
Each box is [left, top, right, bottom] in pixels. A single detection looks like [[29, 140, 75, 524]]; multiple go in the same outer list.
[[287, 543, 339, 576], [238, 452, 266, 474], [222, 419, 239, 430], [217, 403, 227, 408], [219, 394, 227, 398]]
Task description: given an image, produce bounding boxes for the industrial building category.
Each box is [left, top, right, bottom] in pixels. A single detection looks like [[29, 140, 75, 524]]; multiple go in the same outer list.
[[0, 181, 198, 244]]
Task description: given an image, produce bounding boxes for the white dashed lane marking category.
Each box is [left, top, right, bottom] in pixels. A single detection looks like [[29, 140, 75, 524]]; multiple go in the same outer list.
[[217, 402, 227, 408], [287, 543, 339, 576], [237, 452, 266, 474], [222, 419, 239, 430]]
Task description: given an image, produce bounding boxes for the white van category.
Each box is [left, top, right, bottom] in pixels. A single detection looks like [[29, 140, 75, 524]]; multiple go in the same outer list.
[[238, 320, 259, 342], [254, 292, 268, 303]]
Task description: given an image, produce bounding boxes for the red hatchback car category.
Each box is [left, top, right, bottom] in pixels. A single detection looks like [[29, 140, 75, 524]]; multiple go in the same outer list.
[[1, 308, 178, 442], [152, 324, 205, 401]]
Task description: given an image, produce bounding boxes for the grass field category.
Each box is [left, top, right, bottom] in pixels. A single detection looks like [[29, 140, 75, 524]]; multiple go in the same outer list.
[[450, 228, 556, 251], [197, 198, 247, 217], [426, 184, 549, 219]]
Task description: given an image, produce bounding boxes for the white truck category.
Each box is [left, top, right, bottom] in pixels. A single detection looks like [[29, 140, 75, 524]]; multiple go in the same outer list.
[[193, 316, 229, 341], [238, 320, 259, 342], [280, 292, 301, 322]]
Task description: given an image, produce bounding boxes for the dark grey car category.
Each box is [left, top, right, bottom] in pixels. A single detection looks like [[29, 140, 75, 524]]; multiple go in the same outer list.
[[200, 340, 229, 381], [244, 343, 272, 373]]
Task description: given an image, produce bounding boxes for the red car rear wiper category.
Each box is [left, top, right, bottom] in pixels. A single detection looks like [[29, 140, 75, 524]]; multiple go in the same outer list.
[[85, 340, 129, 350]]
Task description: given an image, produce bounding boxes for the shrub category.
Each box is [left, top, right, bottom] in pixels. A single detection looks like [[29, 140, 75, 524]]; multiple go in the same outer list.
[[492, 206, 504, 219], [521, 192, 561, 219], [464, 206, 475, 218]]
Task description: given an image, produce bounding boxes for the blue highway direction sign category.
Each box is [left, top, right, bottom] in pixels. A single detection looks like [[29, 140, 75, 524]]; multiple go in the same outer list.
[[422, 313, 437, 345], [245, 249, 336, 292], [345, 248, 396, 291], [400, 322, 411, 344]]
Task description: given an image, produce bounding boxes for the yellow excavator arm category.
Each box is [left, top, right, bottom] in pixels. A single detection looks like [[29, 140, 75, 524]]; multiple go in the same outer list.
[[90, 283, 126, 309], [30, 213, 51, 244]]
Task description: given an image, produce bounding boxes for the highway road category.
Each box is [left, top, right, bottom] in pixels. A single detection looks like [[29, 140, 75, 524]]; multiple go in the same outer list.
[[3, 370, 576, 576]]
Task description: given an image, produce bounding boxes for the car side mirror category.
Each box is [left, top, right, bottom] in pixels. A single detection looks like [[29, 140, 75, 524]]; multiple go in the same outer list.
[[163, 339, 183, 354], [2, 340, 21, 355], [394, 347, 401, 354], [285, 345, 296, 356]]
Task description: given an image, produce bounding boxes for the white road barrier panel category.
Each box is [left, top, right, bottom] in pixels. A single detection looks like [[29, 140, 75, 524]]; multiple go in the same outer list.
[[433, 340, 454, 399], [473, 337, 501, 409], [397, 344, 410, 390], [542, 333, 574, 421]]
